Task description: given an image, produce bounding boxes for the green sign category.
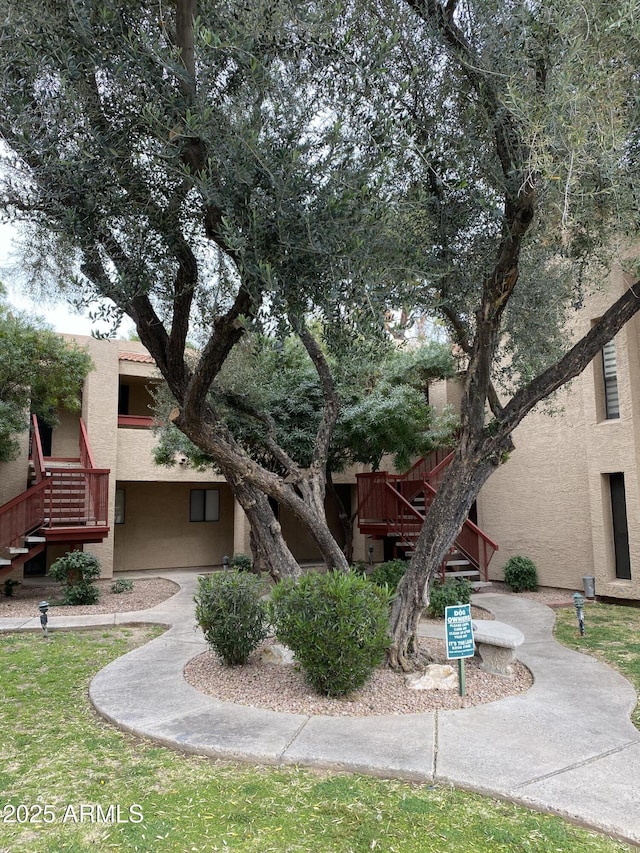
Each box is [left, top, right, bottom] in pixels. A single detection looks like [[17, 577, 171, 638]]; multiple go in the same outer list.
[[445, 604, 474, 660]]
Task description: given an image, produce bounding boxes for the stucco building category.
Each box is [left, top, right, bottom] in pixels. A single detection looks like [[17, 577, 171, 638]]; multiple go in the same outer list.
[[1, 260, 639, 599], [479, 261, 640, 601], [0, 336, 359, 581]]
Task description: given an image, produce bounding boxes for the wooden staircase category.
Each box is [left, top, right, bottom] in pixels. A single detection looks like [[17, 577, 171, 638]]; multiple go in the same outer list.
[[356, 448, 498, 586], [0, 416, 109, 578]]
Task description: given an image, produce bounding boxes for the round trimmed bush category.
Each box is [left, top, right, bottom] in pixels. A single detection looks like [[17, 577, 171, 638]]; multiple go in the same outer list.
[[503, 556, 538, 592], [194, 570, 268, 665], [269, 569, 391, 697], [230, 553, 253, 573], [427, 577, 472, 618], [49, 550, 101, 605]]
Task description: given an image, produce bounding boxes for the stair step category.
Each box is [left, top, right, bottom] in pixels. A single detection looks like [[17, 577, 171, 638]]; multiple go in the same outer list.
[[446, 559, 471, 566], [9, 547, 28, 555], [0, 558, 11, 566], [471, 581, 493, 590], [446, 569, 481, 578], [25, 536, 46, 544]]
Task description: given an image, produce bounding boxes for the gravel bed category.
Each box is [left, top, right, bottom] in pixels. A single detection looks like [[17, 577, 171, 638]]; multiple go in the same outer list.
[[0, 578, 179, 617], [184, 636, 533, 717]]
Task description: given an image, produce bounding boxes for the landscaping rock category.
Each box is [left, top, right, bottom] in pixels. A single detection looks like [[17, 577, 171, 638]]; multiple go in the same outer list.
[[261, 643, 295, 665], [405, 664, 458, 691]]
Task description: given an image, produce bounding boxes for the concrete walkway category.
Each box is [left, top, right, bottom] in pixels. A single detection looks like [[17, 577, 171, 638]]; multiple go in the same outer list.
[[3, 570, 640, 846]]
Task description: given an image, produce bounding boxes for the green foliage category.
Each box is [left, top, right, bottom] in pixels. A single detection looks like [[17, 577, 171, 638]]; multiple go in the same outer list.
[[504, 557, 538, 593], [368, 560, 407, 595], [153, 332, 457, 476], [427, 578, 473, 619], [49, 550, 101, 606], [269, 570, 391, 697], [0, 288, 92, 461], [194, 570, 268, 666], [3, 578, 20, 597], [230, 553, 253, 573], [110, 578, 134, 594]]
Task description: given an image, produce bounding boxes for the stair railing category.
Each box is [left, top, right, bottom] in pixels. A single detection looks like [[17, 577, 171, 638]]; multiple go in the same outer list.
[[30, 414, 46, 483]]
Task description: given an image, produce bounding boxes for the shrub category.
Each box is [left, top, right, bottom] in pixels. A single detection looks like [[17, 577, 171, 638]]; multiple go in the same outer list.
[[503, 556, 538, 592], [269, 570, 391, 697], [111, 578, 134, 594], [368, 559, 407, 594], [427, 577, 472, 619], [230, 553, 253, 573], [194, 570, 268, 665], [3, 578, 20, 597], [350, 561, 368, 578], [49, 551, 101, 606]]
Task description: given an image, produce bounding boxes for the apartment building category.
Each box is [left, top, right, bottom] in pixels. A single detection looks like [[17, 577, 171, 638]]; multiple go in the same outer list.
[[1, 259, 638, 599], [0, 336, 356, 580], [478, 262, 640, 601]]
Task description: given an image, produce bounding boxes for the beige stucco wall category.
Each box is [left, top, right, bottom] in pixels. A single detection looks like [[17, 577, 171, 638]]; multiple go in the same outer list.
[[76, 337, 120, 576], [51, 408, 81, 458], [113, 481, 234, 572], [479, 264, 640, 596], [0, 428, 29, 507], [116, 427, 224, 483]]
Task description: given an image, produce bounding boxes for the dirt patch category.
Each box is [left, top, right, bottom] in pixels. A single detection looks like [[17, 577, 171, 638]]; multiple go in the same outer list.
[[0, 577, 179, 617]]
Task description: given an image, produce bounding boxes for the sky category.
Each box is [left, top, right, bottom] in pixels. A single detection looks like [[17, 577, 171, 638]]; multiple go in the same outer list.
[[0, 221, 134, 338]]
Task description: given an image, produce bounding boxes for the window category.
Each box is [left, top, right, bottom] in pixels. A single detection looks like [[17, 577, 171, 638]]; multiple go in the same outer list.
[[601, 339, 620, 419], [118, 384, 130, 415], [114, 489, 126, 524], [608, 473, 631, 579], [190, 489, 220, 522]]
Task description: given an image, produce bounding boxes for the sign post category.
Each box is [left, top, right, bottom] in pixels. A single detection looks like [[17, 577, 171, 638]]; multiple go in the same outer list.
[[445, 603, 474, 696]]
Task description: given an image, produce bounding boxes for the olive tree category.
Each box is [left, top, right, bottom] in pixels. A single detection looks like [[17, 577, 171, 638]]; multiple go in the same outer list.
[[0, 0, 397, 578], [358, 0, 640, 667]]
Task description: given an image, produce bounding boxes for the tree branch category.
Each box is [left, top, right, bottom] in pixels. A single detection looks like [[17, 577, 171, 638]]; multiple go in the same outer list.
[[218, 389, 303, 481], [496, 281, 640, 438], [182, 283, 258, 422], [293, 319, 340, 476]]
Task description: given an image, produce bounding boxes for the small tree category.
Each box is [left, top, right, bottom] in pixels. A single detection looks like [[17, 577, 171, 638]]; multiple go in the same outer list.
[[0, 286, 92, 462]]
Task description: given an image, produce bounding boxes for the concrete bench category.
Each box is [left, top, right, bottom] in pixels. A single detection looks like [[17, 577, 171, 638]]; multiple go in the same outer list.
[[472, 619, 525, 677]]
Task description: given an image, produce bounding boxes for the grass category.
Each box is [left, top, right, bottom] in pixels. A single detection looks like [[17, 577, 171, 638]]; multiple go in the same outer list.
[[0, 628, 634, 852], [554, 602, 640, 729]]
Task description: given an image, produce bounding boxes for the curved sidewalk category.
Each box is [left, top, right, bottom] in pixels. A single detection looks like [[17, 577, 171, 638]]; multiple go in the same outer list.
[[3, 571, 640, 845]]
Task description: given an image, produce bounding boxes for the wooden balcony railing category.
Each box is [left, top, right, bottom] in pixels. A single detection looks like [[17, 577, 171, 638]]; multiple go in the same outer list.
[[0, 416, 110, 552], [356, 448, 498, 580]]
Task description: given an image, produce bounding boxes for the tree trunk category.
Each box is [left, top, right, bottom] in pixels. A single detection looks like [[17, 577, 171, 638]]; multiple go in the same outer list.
[[387, 442, 503, 670], [223, 468, 302, 582], [327, 472, 353, 563]]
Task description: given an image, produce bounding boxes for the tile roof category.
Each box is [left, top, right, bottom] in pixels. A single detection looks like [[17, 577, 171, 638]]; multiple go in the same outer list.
[[119, 351, 155, 364]]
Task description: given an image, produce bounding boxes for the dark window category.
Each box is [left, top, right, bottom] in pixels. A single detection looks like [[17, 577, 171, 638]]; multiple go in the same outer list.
[[190, 489, 220, 522], [114, 489, 125, 524], [609, 473, 631, 579], [118, 384, 130, 415]]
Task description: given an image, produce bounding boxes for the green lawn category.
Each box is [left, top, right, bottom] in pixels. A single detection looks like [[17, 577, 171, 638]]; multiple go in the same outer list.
[[0, 627, 633, 852], [554, 602, 640, 729]]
